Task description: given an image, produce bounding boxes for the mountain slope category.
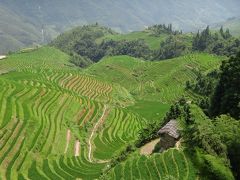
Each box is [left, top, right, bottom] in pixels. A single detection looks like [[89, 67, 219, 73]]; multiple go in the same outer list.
[[2, 0, 240, 32], [1, 0, 240, 53], [0, 6, 42, 54]]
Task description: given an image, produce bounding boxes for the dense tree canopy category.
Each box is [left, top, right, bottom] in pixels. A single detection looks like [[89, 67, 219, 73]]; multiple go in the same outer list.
[[105, 39, 151, 59], [192, 26, 240, 57], [153, 35, 188, 60], [147, 24, 182, 36], [210, 52, 240, 119]]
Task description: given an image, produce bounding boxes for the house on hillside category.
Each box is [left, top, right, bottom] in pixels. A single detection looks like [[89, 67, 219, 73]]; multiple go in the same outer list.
[[157, 120, 180, 152]]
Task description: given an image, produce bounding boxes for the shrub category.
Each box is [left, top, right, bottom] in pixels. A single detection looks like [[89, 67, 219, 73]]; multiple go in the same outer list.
[[202, 154, 234, 180]]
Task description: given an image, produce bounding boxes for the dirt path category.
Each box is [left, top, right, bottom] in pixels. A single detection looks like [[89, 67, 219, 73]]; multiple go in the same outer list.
[[88, 105, 109, 163], [176, 139, 181, 150], [140, 139, 160, 155], [64, 129, 71, 154], [185, 65, 194, 69], [75, 140, 80, 157]]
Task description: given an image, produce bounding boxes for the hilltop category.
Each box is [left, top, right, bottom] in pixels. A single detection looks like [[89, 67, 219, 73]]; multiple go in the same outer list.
[[51, 24, 239, 67]]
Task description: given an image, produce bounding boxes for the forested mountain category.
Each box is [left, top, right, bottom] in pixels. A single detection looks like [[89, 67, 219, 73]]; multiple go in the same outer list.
[[1, 0, 240, 53]]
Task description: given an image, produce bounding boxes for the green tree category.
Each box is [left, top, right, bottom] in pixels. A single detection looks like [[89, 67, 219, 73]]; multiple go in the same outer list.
[[225, 29, 231, 39], [214, 115, 240, 179], [192, 26, 239, 56], [220, 26, 224, 38], [210, 52, 240, 119], [154, 35, 188, 60]]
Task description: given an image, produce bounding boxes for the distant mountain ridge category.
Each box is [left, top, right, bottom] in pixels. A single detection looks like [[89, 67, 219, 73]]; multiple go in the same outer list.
[[212, 17, 240, 37], [0, 0, 240, 53]]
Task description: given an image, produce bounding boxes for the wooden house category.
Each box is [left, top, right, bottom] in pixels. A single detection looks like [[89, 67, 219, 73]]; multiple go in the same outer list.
[[157, 120, 180, 151]]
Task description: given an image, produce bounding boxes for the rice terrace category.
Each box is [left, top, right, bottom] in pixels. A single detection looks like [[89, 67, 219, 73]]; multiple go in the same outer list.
[[0, 1, 240, 180]]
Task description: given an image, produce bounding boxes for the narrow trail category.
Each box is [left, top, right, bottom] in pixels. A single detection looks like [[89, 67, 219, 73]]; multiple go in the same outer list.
[[88, 105, 109, 163], [75, 140, 80, 157], [176, 139, 181, 150], [64, 129, 71, 154]]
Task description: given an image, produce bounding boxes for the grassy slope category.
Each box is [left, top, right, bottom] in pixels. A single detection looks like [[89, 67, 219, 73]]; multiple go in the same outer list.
[[98, 30, 194, 50]]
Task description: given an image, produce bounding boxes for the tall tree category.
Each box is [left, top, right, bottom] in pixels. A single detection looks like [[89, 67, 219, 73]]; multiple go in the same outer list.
[[210, 52, 240, 119], [220, 26, 224, 38]]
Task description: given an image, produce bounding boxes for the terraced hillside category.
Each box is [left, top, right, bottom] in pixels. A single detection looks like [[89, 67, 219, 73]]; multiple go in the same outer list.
[[104, 149, 197, 180], [0, 46, 225, 179], [0, 47, 146, 179], [86, 54, 224, 103]]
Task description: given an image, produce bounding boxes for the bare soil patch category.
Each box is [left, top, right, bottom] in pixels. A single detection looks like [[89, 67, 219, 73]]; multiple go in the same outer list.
[[64, 129, 71, 154], [75, 140, 80, 157], [140, 138, 160, 155]]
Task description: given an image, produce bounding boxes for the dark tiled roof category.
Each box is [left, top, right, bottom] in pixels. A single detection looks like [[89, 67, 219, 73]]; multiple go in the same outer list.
[[158, 120, 180, 139]]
